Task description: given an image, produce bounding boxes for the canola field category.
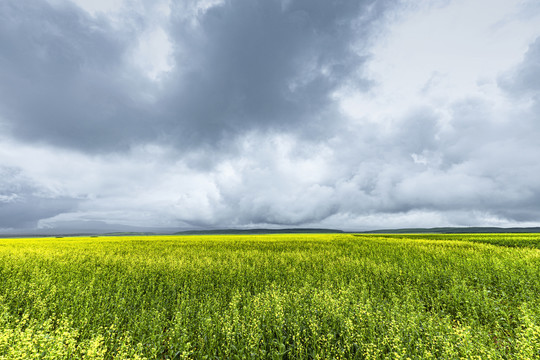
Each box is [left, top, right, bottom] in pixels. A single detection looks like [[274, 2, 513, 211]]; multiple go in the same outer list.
[[0, 233, 539, 359]]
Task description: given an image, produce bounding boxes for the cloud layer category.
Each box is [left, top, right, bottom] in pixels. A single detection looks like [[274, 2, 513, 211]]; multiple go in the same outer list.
[[1, 0, 540, 231], [0, 0, 387, 151]]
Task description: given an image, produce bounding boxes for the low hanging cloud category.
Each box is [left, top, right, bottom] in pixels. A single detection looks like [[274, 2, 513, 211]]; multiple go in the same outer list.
[[0, 166, 79, 229], [1, 0, 540, 231]]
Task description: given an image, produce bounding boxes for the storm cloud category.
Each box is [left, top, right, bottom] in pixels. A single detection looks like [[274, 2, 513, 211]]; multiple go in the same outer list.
[[1, 0, 540, 232], [0, 166, 78, 229], [0, 0, 387, 152]]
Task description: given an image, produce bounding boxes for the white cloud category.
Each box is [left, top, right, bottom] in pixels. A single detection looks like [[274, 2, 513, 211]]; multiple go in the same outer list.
[[131, 27, 174, 81], [341, 0, 540, 121]]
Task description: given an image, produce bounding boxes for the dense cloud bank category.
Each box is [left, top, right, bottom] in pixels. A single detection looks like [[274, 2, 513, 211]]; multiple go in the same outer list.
[[1, 0, 539, 231], [0, 0, 387, 152]]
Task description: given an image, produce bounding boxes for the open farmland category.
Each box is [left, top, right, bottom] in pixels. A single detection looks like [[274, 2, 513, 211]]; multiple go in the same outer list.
[[0, 234, 539, 359]]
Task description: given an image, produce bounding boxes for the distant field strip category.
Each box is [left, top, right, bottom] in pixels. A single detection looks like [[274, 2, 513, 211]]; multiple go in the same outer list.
[[354, 233, 540, 249], [0, 234, 539, 359]]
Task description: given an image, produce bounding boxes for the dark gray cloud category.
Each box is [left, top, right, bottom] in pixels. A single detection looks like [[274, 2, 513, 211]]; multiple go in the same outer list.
[[0, 166, 78, 229], [0, 0, 390, 153], [160, 0, 384, 146], [0, 1, 156, 152]]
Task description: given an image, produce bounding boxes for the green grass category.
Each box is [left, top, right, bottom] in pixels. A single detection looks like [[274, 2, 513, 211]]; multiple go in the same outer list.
[[0, 234, 539, 359]]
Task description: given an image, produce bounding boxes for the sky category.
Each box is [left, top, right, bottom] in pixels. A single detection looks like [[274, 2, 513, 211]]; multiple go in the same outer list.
[[1, 0, 540, 233]]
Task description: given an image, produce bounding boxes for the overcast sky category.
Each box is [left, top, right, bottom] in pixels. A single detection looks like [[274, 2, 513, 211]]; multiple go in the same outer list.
[[1, 0, 540, 232]]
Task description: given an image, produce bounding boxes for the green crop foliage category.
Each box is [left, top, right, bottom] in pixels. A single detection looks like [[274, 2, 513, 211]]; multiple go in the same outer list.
[[0, 233, 539, 359]]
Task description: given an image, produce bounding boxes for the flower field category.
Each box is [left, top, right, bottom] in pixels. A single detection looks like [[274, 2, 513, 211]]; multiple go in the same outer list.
[[0, 233, 539, 359]]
